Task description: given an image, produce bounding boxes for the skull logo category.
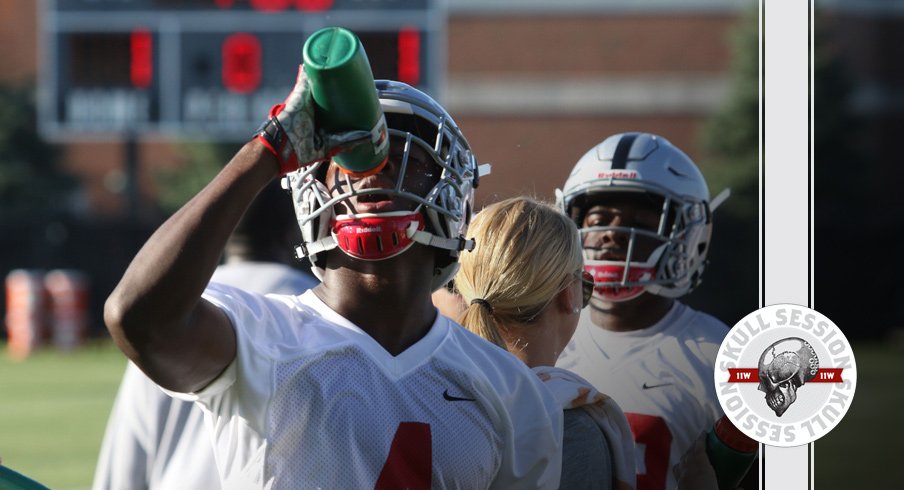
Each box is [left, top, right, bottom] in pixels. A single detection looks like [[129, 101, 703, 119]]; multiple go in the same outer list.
[[757, 337, 819, 417]]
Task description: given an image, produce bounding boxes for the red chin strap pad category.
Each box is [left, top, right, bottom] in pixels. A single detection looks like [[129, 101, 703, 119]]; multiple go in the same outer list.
[[333, 213, 425, 260], [585, 263, 653, 302]]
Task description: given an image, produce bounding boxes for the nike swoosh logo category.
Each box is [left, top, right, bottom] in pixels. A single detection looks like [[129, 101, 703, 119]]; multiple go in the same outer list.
[[642, 382, 674, 390], [443, 389, 476, 402]]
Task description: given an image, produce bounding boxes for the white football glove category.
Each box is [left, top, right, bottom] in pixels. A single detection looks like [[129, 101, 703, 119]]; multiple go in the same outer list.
[[256, 65, 372, 175]]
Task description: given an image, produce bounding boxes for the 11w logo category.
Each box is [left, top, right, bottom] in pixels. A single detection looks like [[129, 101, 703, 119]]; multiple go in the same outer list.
[[714, 305, 857, 447], [727, 367, 844, 383]]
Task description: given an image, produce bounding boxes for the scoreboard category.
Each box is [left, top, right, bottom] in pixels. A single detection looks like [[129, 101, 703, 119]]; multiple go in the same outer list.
[[39, 0, 443, 140]]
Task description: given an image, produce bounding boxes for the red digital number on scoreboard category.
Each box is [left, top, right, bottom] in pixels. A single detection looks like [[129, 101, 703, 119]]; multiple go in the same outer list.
[[397, 27, 420, 85], [130, 28, 153, 89], [222, 33, 262, 94]]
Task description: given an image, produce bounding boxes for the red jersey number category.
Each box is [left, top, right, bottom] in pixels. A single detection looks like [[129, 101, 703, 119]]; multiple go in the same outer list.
[[375, 422, 432, 490], [625, 413, 672, 490]]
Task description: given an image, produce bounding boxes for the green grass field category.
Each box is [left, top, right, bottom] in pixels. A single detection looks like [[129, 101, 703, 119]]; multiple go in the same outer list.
[[812, 341, 904, 489], [0, 341, 126, 490], [1, 339, 902, 489]]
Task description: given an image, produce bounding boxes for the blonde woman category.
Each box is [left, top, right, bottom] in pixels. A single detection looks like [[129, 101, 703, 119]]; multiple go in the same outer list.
[[457, 196, 637, 490]]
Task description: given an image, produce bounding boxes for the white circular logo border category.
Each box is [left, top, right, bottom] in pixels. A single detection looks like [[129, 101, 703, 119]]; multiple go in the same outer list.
[[714, 303, 857, 447]]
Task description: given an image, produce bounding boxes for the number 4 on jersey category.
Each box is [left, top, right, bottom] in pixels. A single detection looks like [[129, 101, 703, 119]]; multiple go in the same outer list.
[[375, 422, 431, 490]]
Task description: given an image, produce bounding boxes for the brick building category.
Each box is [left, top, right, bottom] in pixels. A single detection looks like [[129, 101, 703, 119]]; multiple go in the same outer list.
[[1, 0, 749, 216]]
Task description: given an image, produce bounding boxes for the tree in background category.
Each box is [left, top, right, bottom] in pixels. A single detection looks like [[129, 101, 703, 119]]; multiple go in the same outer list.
[[153, 142, 240, 216], [689, 6, 759, 326], [695, 6, 881, 339], [812, 13, 878, 339], [0, 84, 75, 220], [0, 83, 77, 338], [701, 7, 758, 222], [151, 140, 313, 274]]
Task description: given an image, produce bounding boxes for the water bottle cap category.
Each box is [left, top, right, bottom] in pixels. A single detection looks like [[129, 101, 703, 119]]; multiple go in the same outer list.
[[303, 27, 359, 71]]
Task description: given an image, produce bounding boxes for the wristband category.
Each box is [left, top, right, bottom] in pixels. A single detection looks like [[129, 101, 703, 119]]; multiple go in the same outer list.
[[255, 105, 299, 175]]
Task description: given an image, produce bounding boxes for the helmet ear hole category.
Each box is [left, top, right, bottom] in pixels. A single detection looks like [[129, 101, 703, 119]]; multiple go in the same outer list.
[[567, 195, 587, 227]]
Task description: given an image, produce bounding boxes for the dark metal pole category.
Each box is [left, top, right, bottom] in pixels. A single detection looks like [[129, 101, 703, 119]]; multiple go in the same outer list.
[[124, 132, 139, 219]]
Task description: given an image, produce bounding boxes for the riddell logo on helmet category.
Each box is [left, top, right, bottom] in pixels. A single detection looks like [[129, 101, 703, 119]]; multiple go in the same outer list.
[[352, 226, 383, 233], [596, 170, 638, 179], [714, 304, 857, 447]]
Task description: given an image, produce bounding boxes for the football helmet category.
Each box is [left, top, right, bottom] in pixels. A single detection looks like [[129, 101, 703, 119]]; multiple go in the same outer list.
[[556, 132, 713, 301], [285, 80, 488, 291]]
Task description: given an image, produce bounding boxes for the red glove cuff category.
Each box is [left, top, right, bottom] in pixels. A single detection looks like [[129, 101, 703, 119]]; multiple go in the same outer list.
[[269, 103, 285, 119], [255, 104, 299, 176]]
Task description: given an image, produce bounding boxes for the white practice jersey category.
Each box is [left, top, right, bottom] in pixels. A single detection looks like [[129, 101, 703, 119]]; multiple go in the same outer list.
[[210, 261, 318, 295], [557, 302, 728, 490], [94, 262, 317, 490], [174, 285, 563, 490], [93, 362, 220, 490]]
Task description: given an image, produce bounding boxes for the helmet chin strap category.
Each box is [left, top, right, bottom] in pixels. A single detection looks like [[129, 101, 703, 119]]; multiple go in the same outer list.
[[407, 221, 475, 252], [300, 208, 475, 262]]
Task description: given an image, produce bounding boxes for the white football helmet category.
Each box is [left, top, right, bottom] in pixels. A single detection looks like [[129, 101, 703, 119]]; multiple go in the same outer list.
[[285, 80, 489, 291], [556, 132, 714, 301]]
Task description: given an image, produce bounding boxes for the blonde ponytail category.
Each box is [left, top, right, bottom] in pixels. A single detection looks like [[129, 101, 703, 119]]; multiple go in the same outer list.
[[455, 197, 582, 347]]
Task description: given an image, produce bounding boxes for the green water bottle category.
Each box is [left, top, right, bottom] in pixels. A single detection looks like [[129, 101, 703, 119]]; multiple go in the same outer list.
[[706, 416, 759, 489], [303, 27, 389, 176]]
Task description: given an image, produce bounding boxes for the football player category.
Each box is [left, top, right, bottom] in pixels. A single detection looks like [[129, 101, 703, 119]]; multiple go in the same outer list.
[[93, 181, 318, 490], [555, 132, 742, 490], [104, 66, 562, 489]]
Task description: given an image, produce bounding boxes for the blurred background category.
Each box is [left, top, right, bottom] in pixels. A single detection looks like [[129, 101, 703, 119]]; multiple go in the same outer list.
[[0, 0, 901, 488]]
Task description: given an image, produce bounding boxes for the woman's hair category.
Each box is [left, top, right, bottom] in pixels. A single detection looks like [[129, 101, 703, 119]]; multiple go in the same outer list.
[[455, 197, 583, 350]]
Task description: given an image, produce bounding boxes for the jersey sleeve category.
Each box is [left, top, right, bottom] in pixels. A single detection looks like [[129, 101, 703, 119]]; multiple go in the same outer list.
[[95, 364, 224, 490], [92, 362, 158, 490], [489, 370, 564, 490], [562, 408, 612, 490], [167, 284, 295, 433]]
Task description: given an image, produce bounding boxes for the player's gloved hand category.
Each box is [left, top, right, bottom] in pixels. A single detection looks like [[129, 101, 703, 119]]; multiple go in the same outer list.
[[256, 65, 372, 175]]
